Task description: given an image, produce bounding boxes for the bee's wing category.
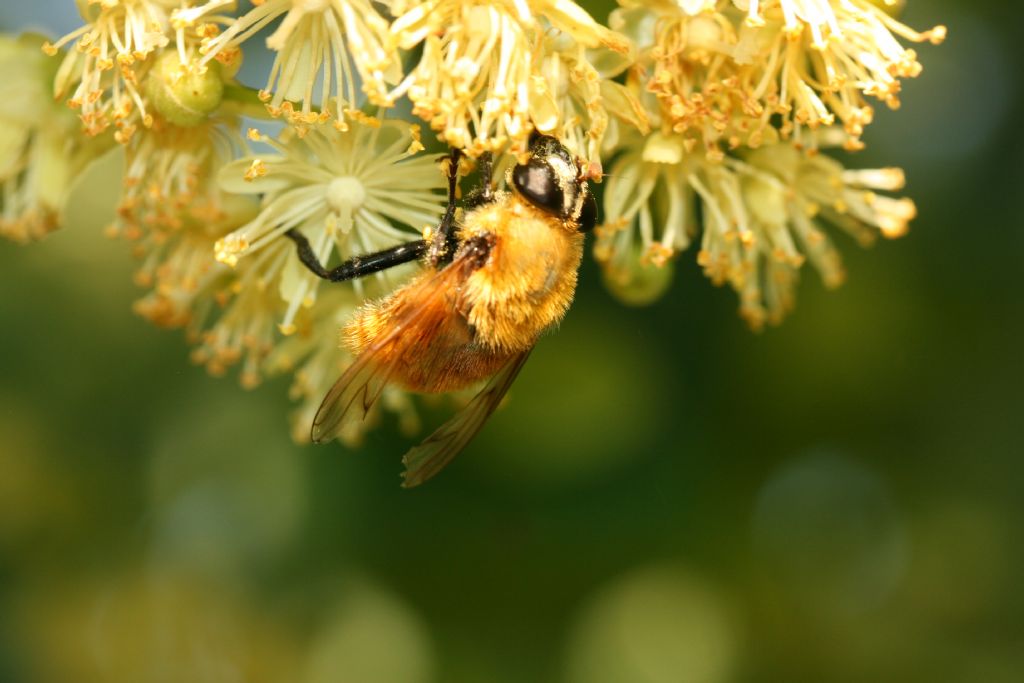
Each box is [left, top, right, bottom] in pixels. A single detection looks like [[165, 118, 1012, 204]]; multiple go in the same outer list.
[[310, 346, 397, 443], [311, 261, 472, 444], [401, 349, 532, 488]]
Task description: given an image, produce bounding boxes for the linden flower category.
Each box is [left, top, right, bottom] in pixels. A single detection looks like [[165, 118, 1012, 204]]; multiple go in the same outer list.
[[43, 0, 183, 141], [597, 130, 916, 328], [620, 0, 944, 153], [176, 239, 421, 436], [133, 229, 229, 329], [169, 0, 239, 59], [732, 0, 946, 149], [198, 0, 399, 129], [110, 116, 241, 240], [190, 245, 292, 387], [132, 191, 258, 330], [123, 118, 260, 339], [0, 34, 111, 242], [388, 0, 632, 161], [215, 119, 445, 334], [635, 4, 765, 160], [110, 18, 238, 241], [533, 31, 649, 175]]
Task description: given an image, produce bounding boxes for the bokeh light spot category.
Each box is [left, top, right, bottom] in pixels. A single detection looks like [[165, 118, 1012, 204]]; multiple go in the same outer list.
[[304, 579, 434, 683], [565, 565, 739, 683], [751, 450, 908, 616]]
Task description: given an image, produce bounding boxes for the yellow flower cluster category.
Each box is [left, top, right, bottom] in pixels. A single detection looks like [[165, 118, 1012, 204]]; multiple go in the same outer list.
[[598, 0, 943, 326], [1, 34, 111, 242], [628, 0, 944, 156], [197, 0, 398, 131], [386, 0, 639, 165], [596, 130, 915, 328], [1, 0, 944, 442], [170, 0, 648, 170]]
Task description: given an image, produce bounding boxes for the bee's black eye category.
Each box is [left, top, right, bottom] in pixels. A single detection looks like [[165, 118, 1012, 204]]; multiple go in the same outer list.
[[512, 159, 564, 215], [577, 191, 597, 233]]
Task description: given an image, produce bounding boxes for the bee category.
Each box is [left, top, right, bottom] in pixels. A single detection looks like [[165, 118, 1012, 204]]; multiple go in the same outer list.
[[286, 135, 597, 486]]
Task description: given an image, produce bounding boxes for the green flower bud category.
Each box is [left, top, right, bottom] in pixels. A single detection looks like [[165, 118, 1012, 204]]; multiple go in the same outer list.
[[146, 52, 223, 127], [602, 244, 675, 307], [865, 0, 906, 18]]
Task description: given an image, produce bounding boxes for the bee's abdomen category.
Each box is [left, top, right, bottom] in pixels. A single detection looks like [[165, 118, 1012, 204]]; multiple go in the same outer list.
[[342, 272, 512, 393]]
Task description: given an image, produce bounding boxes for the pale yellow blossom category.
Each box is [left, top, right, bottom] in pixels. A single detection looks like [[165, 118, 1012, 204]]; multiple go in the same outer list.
[[43, 0, 181, 140], [616, 0, 945, 154], [388, 0, 634, 162], [131, 190, 258, 330], [110, 115, 243, 242], [732, 0, 946, 149], [189, 249, 288, 388], [186, 118, 445, 439], [1, 34, 112, 242], [199, 0, 399, 129], [215, 119, 445, 335], [597, 130, 916, 328]]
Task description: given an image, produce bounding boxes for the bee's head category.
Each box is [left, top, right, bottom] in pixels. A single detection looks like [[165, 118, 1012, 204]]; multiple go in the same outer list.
[[510, 134, 597, 233]]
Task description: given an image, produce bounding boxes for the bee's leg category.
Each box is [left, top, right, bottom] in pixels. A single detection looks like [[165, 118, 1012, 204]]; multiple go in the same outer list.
[[285, 230, 427, 282], [463, 152, 495, 208], [480, 152, 494, 199], [427, 146, 463, 267]]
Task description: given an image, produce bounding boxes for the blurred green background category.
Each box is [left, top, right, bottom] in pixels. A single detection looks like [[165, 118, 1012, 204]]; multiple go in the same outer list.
[[1, 1, 1022, 682]]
